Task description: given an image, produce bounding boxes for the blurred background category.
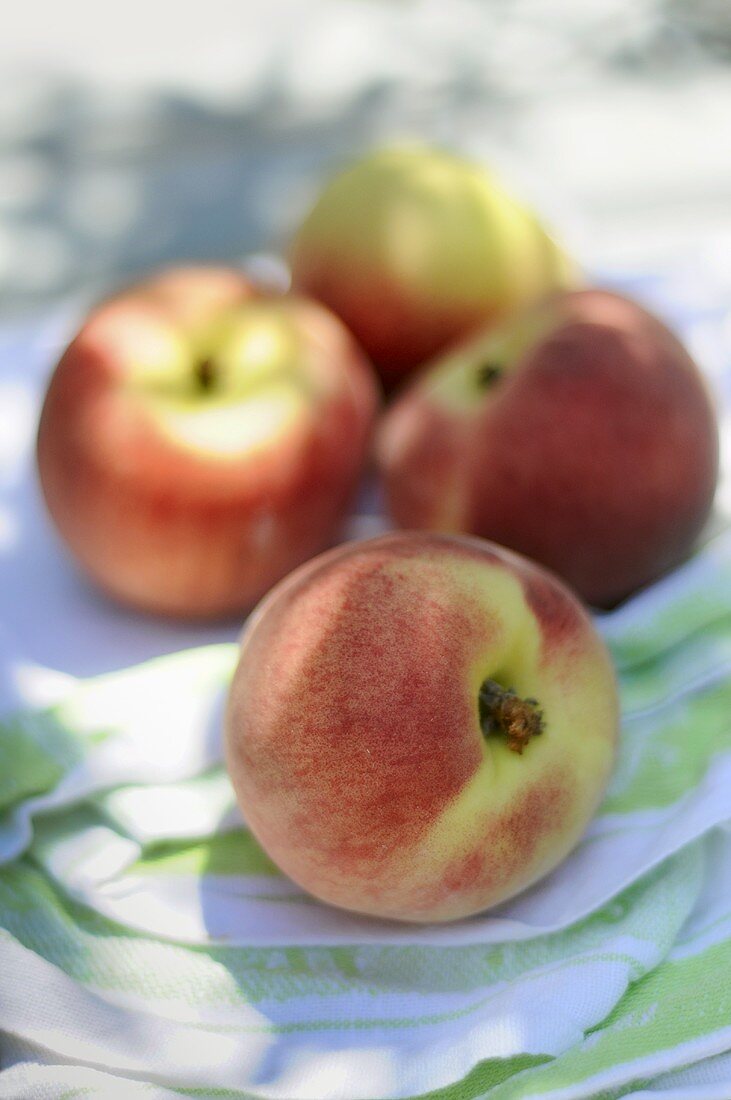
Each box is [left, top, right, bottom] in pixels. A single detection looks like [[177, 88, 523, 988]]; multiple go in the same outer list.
[[1, 0, 731, 684], [2, 0, 731, 320]]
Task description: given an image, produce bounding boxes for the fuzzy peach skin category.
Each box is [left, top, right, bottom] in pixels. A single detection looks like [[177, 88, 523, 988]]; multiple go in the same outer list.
[[377, 289, 719, 608], [225, 532, 618, 923], [37, 267, 379, 618], [290, 145, 576, 391]]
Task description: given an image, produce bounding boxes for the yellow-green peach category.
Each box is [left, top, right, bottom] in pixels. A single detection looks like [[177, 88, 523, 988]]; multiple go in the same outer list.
[[225, 532, 618, 923], [290, 145, 576, 390]]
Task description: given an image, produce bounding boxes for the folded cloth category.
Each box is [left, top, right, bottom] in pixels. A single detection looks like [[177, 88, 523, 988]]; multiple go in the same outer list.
[[0, 525, 729, 1099], [1, 254, 730, 1099]]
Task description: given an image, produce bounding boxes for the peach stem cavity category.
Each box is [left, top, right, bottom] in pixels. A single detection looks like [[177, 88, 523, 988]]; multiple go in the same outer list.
[[475, 362, 503, 389], [195, 357, 217, 392]]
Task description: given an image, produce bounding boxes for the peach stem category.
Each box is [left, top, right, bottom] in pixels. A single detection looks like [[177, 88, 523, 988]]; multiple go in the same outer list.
[[479, 679, 544, 755]]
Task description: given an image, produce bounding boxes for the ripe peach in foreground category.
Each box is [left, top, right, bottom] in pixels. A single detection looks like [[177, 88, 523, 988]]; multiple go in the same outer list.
[[225, 532, 618, 923], [290, 145, 575, 391], [36, 267, 378, 618], [377, 289, 719, 608]]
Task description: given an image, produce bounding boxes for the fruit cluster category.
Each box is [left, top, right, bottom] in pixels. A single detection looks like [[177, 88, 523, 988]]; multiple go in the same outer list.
[[36, 145, 719, 922]]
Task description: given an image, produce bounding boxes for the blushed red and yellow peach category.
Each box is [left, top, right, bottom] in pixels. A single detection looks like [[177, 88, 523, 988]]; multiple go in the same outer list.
[[377, 289, 719, 607], [37, 267, 378, 618], [225, 532, 618, 922]]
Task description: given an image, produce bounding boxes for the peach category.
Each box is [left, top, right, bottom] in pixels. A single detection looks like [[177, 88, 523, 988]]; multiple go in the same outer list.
[[290, 145, 576, 390], [377, 289, 719, 607], [37, 266, 378, 618], [225, 532, 618, 923]]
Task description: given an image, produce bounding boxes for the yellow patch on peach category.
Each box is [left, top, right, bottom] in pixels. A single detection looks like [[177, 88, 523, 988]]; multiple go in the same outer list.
[[141, 385, 308, 460]]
